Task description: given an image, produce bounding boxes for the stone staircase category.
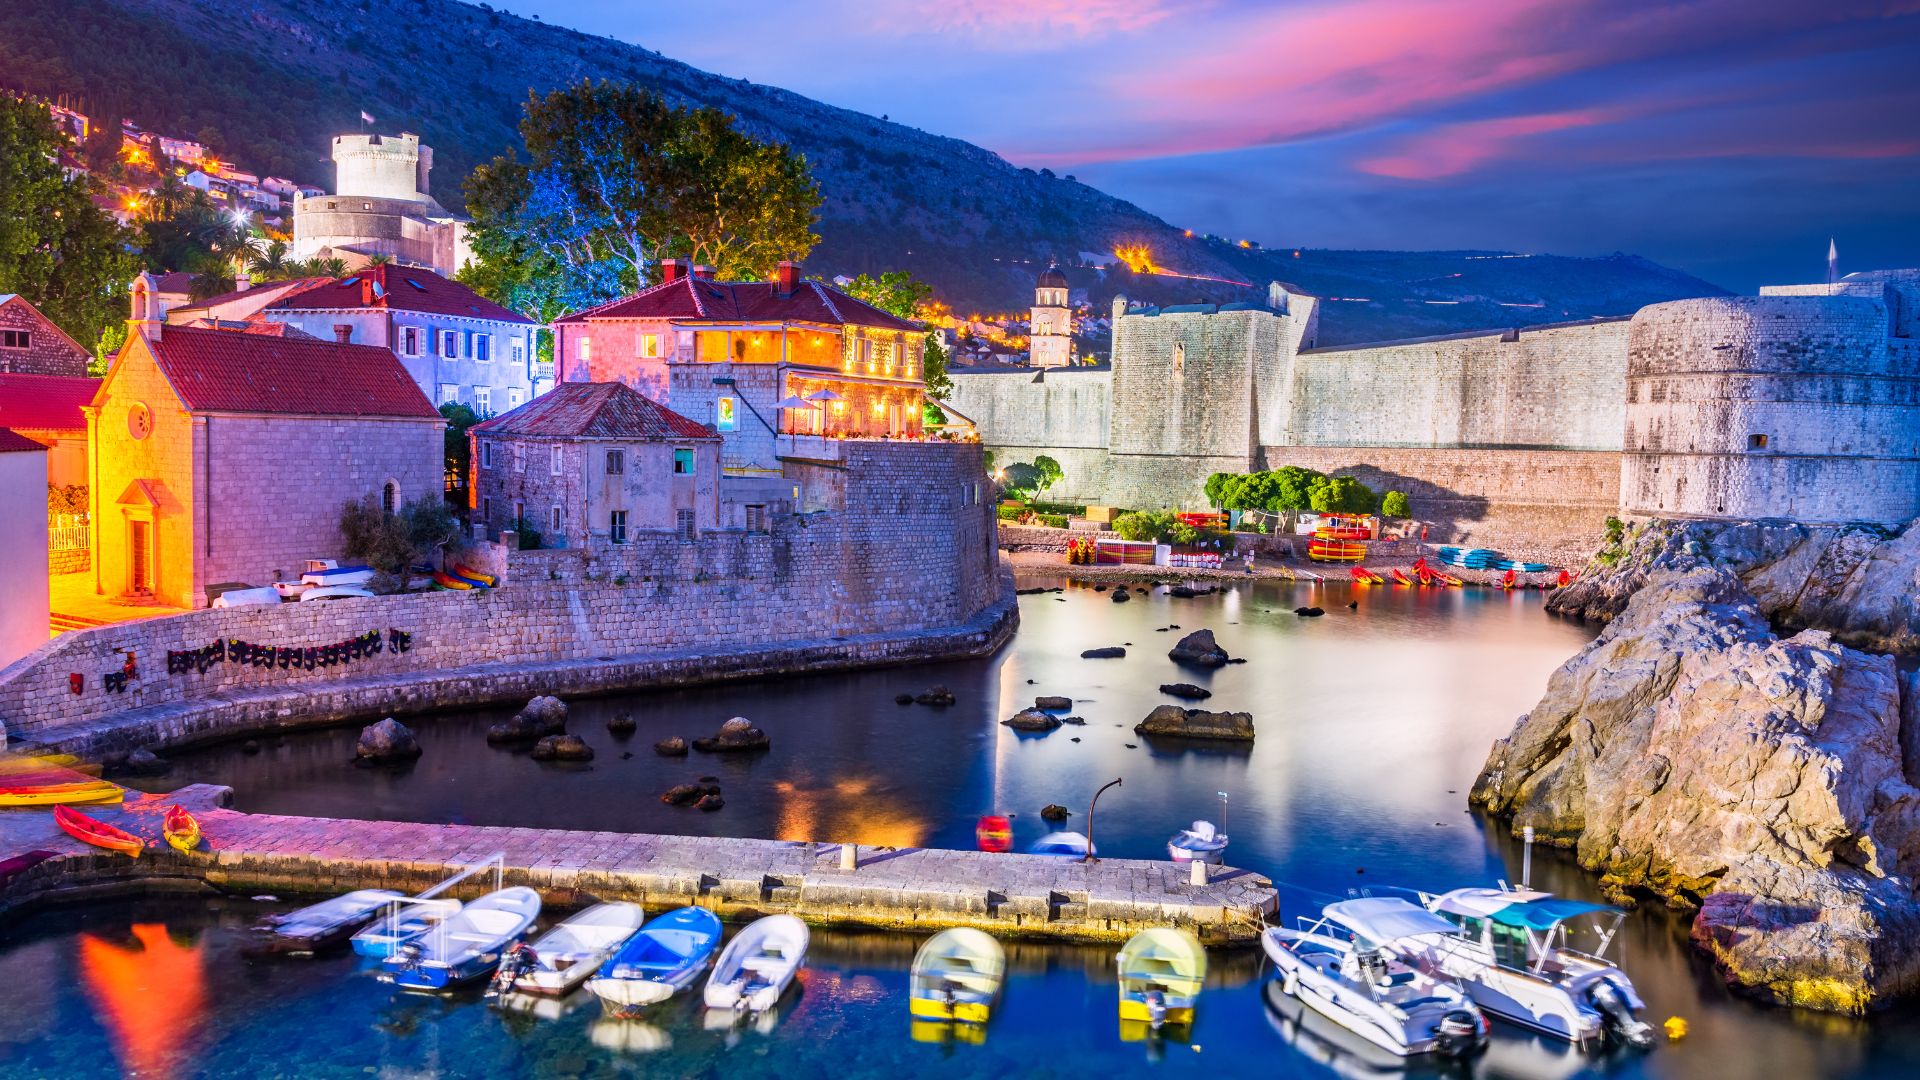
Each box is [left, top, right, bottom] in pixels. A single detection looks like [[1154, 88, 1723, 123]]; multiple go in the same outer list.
[[48, 611, 106, 635]]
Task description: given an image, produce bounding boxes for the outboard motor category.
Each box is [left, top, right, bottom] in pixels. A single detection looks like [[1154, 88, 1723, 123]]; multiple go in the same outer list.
[[1433, 1008, 1489, 1058], [486, 942, 536, 999], [1588, 979, 1654, 1047], [1144, 988, 1168, 1031]]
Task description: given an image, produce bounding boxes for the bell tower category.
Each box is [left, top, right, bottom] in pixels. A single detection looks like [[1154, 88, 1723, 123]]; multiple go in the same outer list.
[[1029, 260, 1073, 368]]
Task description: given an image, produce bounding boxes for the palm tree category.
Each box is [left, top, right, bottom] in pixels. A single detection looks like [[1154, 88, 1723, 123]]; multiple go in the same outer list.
[[365, 253, 393, 267], [315, 257, 349, 278], [248, 239, 293, 280]]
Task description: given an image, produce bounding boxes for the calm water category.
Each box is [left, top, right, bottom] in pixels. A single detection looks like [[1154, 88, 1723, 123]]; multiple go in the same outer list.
[[10, 578, 1920, 1078]]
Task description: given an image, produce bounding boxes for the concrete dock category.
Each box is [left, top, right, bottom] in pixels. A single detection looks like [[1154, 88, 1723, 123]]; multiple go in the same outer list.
[[1, 787, 1276, 945]]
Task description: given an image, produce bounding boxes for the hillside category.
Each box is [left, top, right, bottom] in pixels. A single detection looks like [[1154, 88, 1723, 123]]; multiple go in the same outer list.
[[0, 0, 1727, 340]]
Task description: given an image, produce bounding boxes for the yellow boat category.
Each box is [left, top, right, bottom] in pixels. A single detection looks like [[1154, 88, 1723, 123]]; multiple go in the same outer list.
[[908, 928, 1005, 1025], [0, 753, 92, 775], [164, 805, 202, 853], [1117, 928, 1206, 1030], [0, 785, 124, 808]]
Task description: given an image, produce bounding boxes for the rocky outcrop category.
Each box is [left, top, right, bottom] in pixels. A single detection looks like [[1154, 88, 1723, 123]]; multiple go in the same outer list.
[[354, 719, 421, 763], [531, 734, 593, 762], [1159, 683, 1212, 700], [653, 736, 688, 757], [1550, 517, 1920, 654], [1035, 696, 1073, 710], [1002, 709, 1062, 732], [1167, 629, 1230, 669], [1476, 567, 1920, 1012], [1135, 705, 1254, 741], [487, 694, 570, 743], [692, 717, 769, 752], [914, 686, 957, 707], [607, 712, 637, 735], [1080, 646, 1126, 659]]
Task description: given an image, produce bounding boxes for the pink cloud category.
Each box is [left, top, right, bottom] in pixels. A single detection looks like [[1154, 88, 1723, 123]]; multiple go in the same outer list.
[[891, 0, 1187, 39], [1358, 109, 1619, 179]]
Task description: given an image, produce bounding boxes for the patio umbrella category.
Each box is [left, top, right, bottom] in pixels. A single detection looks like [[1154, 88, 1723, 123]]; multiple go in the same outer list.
[[805, 388, 845, 402], [774, 395, 819, 410]]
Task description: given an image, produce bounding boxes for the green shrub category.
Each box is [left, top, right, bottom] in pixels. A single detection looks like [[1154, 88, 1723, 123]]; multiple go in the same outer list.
[[1381, 490, 1411, 518], [1035, 514, 1069, 529], [1029, 501, 1087, 516], [1112, 509, 1178, 543], [996, 503, 1027, 522]]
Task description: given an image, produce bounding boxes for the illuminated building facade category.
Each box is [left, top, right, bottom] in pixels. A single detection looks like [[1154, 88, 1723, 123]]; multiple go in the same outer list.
[[1029, 262, 1073, 368]]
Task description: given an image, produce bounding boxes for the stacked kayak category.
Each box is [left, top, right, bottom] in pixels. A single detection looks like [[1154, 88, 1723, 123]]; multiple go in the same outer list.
[[1436, 547, 1553, 574], [433, 564, 495, 591], [0, 753, 122, 807]]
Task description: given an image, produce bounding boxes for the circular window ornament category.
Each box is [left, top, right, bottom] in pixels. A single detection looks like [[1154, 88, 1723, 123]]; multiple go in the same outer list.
[[127, 402, 153, 440]]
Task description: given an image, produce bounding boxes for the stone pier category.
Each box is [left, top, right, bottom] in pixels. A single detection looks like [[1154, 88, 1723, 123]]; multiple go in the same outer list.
[[1, 787, 1276, 946]]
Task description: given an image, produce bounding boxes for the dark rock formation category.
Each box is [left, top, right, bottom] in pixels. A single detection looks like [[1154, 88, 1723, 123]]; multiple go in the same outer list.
[[662, 780, 722, 806], [1169, 584, 1217, 598], [606, 712, 637, 735], [354, 718, 421, 763], [110, 747, 172, 777], [1168, 629, 1231, 669], [531, 734, 593, 762], [1035, 696, 1073, 710], [1159, 683, 1212, 700], [1110, 587, 1130, 602], [653, 737, 688, 757], [1294, 607, 1325, 617], [487, 695, 569, 743], [1061, 716, 1087, 725], [894, 693, 915, 705], [915, 685, 957, 706], [1081, 646, 1126, 659], [692, 717, 770, 752], [1041, 803, 1070, 820], [1002, 709, 1062, 732], [1135, 705, 1255, 741], [696, 793, 725, 811]]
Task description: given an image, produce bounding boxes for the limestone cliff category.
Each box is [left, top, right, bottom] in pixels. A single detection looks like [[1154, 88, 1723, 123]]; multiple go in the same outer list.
[[1476, 568, 1920, 1012], [1549, 517, 1920, 654]]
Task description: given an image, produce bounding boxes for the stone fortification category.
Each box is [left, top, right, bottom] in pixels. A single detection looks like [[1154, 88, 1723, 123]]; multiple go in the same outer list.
[[0, 443, 1007, 748]]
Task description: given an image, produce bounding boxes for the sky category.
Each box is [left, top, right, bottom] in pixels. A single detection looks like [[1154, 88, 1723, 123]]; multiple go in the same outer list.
[[503, 0, 1920, 291]]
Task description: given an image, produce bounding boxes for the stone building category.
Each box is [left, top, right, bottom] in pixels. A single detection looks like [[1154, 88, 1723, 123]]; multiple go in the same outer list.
[[291, 133, 472, 277], [87, 280, 444, 608], [553, 260, 927, 515], [0, 373, 97, 487], [0, 429, 48, 667], [252, 265, 544, 413], [469, 381, 721, 547], [0, 294, 90, 377], [1029, 262, 1073, 368]]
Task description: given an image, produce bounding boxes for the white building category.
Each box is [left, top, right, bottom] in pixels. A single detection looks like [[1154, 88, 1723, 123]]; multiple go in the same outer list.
[[1029, 261, 1074, 368], [0, 429, 49, 666]]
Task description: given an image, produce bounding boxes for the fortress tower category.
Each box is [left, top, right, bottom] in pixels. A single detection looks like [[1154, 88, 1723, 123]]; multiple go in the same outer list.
[[1029, 261, 1073, 368], [1622, 273, 1920, 525], [291, 132, 471, 277]]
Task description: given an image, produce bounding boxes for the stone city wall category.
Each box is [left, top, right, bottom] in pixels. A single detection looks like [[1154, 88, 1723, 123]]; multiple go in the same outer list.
[[0, 443, 1006, 747]]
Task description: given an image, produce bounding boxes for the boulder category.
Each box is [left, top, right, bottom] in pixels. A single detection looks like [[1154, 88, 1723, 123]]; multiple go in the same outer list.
[[1035, 695, 1074, 710], [113, 747, 172, 777], [696, 793, 726, 811], [894, 693, 915, 705], [1041, 803, 1071, 820], [1476, 567, 1920, 1012], [606, 712, 637, 735], [530, 734, 594, 762], [692, 717, 770, 752], [1294, 606, 1325, 617], [1135, 705, 1255, 741], [354, 718, 422, 763], [1080, 646, 1126, 659], [653, 736, 689, 756], [914, 685, 957, 706], [1002, 709, 1062, 732], [1094, 584, 1109, 592], [521, 695, 569, 735], [1159, 683, 1212, 700], [485, 714, 539, 743], [1169, 584, 1216, 598], [1060, 715, 1087, 726], [1167, 629, 1231, 669], [1110, 587, 1130, 603], [661, 782, 715, 806]]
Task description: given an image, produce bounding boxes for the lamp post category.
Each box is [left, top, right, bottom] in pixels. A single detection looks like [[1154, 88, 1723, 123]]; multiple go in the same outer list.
[[1083, 777, 1122, 864]]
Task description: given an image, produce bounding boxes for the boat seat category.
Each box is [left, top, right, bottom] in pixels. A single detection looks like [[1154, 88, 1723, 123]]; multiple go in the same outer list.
[[739, 956, 788, 973]]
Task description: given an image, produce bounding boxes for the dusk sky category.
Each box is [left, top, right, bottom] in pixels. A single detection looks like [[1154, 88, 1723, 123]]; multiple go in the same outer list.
[[506, 0, 1920, 291]]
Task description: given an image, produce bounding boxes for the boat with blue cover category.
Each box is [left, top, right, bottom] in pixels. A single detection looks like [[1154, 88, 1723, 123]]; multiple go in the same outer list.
[[587, 906, 723, 1017], [380, 886, 542, 991]]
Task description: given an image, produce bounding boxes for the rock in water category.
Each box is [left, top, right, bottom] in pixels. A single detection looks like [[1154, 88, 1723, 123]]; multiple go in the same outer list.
[[692, 717, 770, 752], [114, 747, 173, 776], [661, 783, 703, 806], [1041, 803, 1070, 820], [914, 685, 957, 706], [354, 719, 421, 762], [531, 734, 594, 762], [1167, 629, 1231, 668], [1035, 696, 1074, 710], [653, 737, 689, 757], [1475, 567, 1920, 1012], [607, 712, 637, 735], [1110, 587, 1130, 603], [1080, 646, 1126, 659], [696, 793, 725, 811], [522, 695, 569, 734], [1159, 683, 1212, 700], [894, 693, 915, 705], [1134, 705, 1255, 741], [1002, 709, 1062, 732]]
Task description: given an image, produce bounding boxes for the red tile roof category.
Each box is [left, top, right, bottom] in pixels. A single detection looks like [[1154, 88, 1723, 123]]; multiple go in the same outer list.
[[169, 277, 330, 316], [473, 381, 716, 440], [0, 427, 48, 454], [142, 325, 440, 419], [0, 373, 100, 433], [150, 271, 200, 295], [266, 266, 534, 325], [555, 276, 921, 332]]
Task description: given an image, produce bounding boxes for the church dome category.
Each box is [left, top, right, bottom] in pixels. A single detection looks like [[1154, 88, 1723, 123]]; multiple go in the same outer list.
[[1037, 262, 1068, 290]]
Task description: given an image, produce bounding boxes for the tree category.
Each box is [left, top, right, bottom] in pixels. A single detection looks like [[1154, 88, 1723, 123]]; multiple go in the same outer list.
[[840, 270, 931, 320], [1032, 455, 1063, 497], [1308, 474, 1377, 514], [91, 322, 126, 378], [922, 333, 954, 400], [1267, 466, 1323, 512], [341, 495, 465, 588], [0, 98, 140, 350], [464, 81, 821, 321], [440, 402, 483, 507], [1001, 461, 1042, 501], [1204, 472, 1235, 508], [1112, 510, 1178, 543], [1381, 490, 1411, 518]]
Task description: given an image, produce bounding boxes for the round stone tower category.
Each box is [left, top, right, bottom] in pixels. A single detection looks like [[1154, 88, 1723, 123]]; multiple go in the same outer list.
[[331, 132, 433, 205], [1621, 293, 1920, 525]]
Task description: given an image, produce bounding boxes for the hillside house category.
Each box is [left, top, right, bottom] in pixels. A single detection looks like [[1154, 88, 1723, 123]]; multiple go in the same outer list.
[[0, 294, 91, 377]]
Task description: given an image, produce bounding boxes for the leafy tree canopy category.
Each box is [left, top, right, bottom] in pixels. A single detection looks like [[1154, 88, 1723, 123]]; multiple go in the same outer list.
[[0, 97, 140, 350], [839, 270, 931, 320], [463, 80, 821, 321], [1381, 490, 1411, 518], [1308, 473, 1377, 514]]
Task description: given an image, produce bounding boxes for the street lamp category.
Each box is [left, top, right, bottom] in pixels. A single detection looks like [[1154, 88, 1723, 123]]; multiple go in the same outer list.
[[1083, 777, 1122, 863]]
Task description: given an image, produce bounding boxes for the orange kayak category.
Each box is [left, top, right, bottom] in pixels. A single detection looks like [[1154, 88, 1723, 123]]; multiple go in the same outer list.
[[54, 805, 145, 858], [163, 805, 202, 854]]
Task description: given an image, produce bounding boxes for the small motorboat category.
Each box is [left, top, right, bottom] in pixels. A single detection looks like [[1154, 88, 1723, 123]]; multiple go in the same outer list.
[[587, 906, 723, 1017], [975, 814, 1013, 853], [703, 913, 809, 1014], [1167, 792, 1229, 863], [382, 886, 542, 990], [1117, 928, 1206, 1031], [1027, 831, 1094, 858], [352, 897, 461, 959], [1397, 887, 1655, 1049], [908, 927, 1005, 1025], [300, 564, 374, 588], [300, 585, 375, 602], [1263, 897, 1488, 1058], [53, 805, 143, 857], [256, 889, 405, 955], [162, 805, 201, 853], [211, 585, 282, 608], [498, 901, 646, 997]]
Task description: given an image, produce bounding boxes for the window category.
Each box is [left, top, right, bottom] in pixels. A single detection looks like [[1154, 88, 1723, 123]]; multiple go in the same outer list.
[[507, 388, 525, 409], [381, 480, 399, 514], [1172, 342, 1185, 375], [482, 497, 492, 522], [677, 330, 694, 352], [550, 446, 564, 475], [438, 383, 459, 405], [480, 441, 492, 468], [512, 339, 526, 364], [1748, 433, 1770, 450], [606, 449, 625, 474], [676, 508, 696, 541], [474, 386, 491, 414], [639, 333, 662, 358], [745, 504, 767, 532], [550, 506, 562, 532], [578, 338, 592, 361], [609, 510, 628, 544], [474, 334, 491, 362], [512, 443, 525, 471], [0, 331, 28, 350], [441, 330, 459, 359], [715, 397, 737, 432], [672, 448, 694, 475], [513, 500, 525, 525], [400, 326, 420, 355]]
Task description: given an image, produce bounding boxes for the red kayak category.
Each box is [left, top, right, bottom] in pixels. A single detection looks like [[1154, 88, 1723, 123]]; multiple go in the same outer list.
[[54, 804, 145, 858]]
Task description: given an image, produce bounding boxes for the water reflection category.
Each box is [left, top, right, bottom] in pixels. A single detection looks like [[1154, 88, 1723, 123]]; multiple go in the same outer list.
[[77, 923, 205, 1079]]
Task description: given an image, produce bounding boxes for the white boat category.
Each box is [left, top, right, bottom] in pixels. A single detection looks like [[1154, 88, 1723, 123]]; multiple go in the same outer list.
[[587, 906, 723, 1017], [703, 914, 808, 1014], [1168, 792, 1230, 863], [254, 889, 404, 954], [301, 585, 375, 602], [908, 927, 1005, 1024], [301, 564, 374, 588], [1116, 927, 1206, 1032], [212, 586, 281, 608], [382, 886, 542, 990], [1262, 897, 1488, 1058], [1027, 831, 1094, 857], [353, 897, 461, 959], [500, 901, 646, 996], [1397, 887, 1653, 1048]]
